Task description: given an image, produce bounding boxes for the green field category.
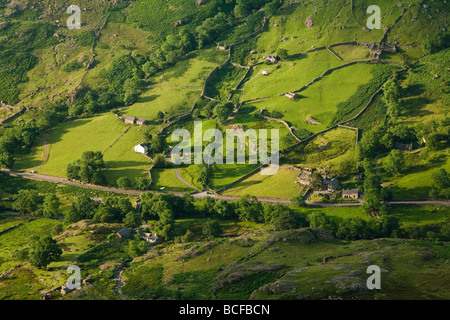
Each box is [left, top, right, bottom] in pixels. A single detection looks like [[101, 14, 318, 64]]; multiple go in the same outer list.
[[14, 113, 127, 177], [379, 148, 450, 200], [223, 167, 304, 199], [245, 63, 376, 133]]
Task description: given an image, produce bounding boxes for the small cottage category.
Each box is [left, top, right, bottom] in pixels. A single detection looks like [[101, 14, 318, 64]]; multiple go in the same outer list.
[[139, 231, 159, 244], [134, 143, 149, 154]]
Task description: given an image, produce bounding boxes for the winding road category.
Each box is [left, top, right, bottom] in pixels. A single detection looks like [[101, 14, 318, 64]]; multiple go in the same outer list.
[[1, 168, 448, 207]]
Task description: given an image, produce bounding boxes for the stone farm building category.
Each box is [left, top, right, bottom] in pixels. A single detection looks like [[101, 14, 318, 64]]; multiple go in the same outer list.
[[217, 44, 228, 50], [124, 116, 136, 125], [284, 92, 298, 100], [116, 227, 133, 239], [342, 189, 359, 200], [136, 118, 147, 126]]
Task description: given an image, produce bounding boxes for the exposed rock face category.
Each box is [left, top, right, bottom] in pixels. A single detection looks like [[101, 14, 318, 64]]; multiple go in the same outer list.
[[305, 15, 314, 28]]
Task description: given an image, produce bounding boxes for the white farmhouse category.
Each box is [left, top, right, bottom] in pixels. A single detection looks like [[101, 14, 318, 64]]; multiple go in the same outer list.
[[134, 143, 148, 154]]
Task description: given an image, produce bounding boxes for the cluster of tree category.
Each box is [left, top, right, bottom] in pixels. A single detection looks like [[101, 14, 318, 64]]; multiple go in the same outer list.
[[422, 31, 450, 55], [28, 235, 62, 269], [11, 189, 66, 218], [413, 117, 449, 151], [430, 169, 450, 200], [359, 123, 417, 159], [143, 130, 168, 154], [0, 121, 39, 168], [383, 74, 402, 120], [66, 151, 107, 185], [360, 159, 382, 215], [234, 0, 280, 18], [0, 101, 65, 168], [14, 235, 63, 269], [197, 164, 212, 189], [117, 176, 149, 191], [201, 101, 234, 124], [63, 194, 143, 229]]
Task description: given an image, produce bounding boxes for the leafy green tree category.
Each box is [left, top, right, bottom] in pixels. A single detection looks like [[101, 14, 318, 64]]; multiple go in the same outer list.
[[214, 199, 234, 219], [66, 151, 106, 184], [432, 169, 449, 190], [380, 187, 393, 202], [29, 235, 62, 269], [203, 101, 217, 118], [202, 220, 222, 238], [213, 103, 231, 124], [234, 195, 264, 223], [94, 205, 118, 223], [309, 173, 324, 190], [134, 176, 149, 190], [158, 223, 175, 241], [363, 189, 381, 215], [43, 194, 60, 218], [201, 196, 216, 217], [364, 174, 382, 193], [127, 234, 149, 257], [123, 211, 141, 228], [12, 189, 41, 215], [73, 195, 97, 219], [291, 195, 306, 207], [153, 154, 168, 168], [272, 209, 298, 231], [0, 152, 14, 168], [197, 164, 211, 189], [64, 205, 81, 225], [276, 48, 288, 60], [265, 1, 281, 16], [151, 135, 167, 154], [117, 177, 133, 189], [157, 111, 165, 123], [380, 215, 400, 237], [307, 211, 336, 233], [384, 149, 406, 175]]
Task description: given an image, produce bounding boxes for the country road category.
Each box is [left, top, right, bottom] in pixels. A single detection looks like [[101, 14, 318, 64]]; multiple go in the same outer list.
[[1, 169, 449, 207]]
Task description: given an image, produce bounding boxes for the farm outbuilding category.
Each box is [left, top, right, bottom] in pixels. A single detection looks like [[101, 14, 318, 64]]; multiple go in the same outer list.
[[116, 227, 133, 239], [217, 44, 228, 50], [134, 143, 149, 154], [284, 92, 298, 100], [342, 189, 359, 200], [124, 116, 136, 124], [136, 118, 147, 126]]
